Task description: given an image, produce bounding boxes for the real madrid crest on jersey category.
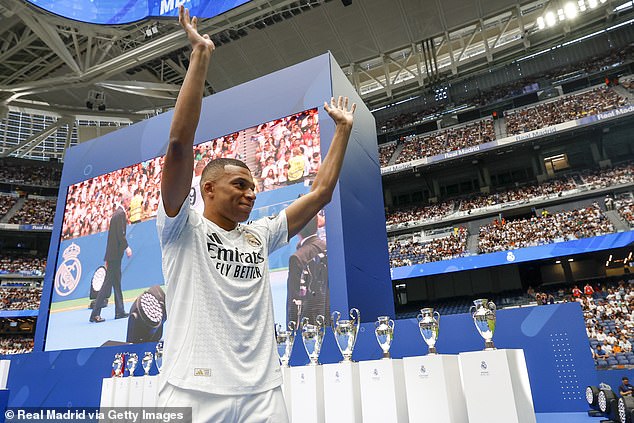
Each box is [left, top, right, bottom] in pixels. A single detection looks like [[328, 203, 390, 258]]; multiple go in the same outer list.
[[244, 231, 262, 247], [54, 243, 82, 297]]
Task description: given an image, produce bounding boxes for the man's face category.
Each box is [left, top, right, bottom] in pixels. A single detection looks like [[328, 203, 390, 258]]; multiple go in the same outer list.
[[205, 165, 256, 227]]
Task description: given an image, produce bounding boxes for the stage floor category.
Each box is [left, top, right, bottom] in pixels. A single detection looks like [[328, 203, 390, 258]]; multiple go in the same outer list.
[[536, 412, 599, 422]]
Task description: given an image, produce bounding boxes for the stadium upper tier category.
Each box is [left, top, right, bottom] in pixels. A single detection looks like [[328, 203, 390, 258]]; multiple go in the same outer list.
[[385, 162, 634, 231], [379, 84, 631, 168]]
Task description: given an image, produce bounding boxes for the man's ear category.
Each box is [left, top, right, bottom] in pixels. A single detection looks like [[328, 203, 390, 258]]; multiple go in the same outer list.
[[203, 180, 215, 197]]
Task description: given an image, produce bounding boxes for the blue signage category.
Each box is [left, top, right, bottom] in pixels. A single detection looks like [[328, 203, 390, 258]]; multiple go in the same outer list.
[[26, 0, 251, 25]]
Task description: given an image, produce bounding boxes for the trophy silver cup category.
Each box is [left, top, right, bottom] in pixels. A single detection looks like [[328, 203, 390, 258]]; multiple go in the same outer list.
[[301, 315, 325, 365], [417, 308, 440, 354], [470, 299, 497, 350], [276, 321, 297, 367], [126, 353, 138, 377], [155, 341, 164, 373], [142, 352, 153, 376], [375, 316, 394, 359], [112, 353, 124, 377], [332, 308, 361, 362]]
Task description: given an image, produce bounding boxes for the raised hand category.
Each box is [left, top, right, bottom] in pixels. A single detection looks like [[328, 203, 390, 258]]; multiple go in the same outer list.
[[179, 5, 215, 54], [324, 96, 356, 127]]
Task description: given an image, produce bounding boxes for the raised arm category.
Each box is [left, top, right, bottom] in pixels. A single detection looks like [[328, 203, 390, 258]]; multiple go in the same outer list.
[[161, 6, 215, 216], [285, 96, 356, 238]]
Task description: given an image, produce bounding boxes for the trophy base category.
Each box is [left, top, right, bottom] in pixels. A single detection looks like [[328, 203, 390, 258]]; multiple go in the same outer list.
[[427, 347, 438, 355], [381, 352, 391, 359], [484, 341, 496, 350]]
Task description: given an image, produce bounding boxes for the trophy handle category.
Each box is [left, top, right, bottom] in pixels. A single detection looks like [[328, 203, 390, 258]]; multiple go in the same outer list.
[[488, 301, 497, 312], [316, 314, 326, 339], [375, 320, 380, 328], [388, 319, 395, 329], [469, 305, 476, 317], [288, 320, 297, 333], [350, 308, 360, 323], [331, 311, 340, 332], [416, 313, 423, 323], [434, 311, 440, 325], [350, 308, 361, 342], [316, 314, 325, 328], [300, 316, 309, 330]]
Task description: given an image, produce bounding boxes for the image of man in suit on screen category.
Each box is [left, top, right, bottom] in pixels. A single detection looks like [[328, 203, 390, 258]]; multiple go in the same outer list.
[[89, 192, 133, 323], [286, 215, 329, 325]]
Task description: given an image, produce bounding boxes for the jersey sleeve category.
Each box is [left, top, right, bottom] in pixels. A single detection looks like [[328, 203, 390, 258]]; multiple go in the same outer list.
[[156, 197, 197, 246]]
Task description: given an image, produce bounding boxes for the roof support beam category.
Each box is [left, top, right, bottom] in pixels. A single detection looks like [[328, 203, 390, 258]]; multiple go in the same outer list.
[[15, 11, 81, 74]]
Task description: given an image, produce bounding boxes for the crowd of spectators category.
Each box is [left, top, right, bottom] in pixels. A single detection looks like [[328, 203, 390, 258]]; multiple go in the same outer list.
[[251, 109, 321, 192], [377, 106, 442, 133], [0, 161, 61, 187], [379, 143, 398, 167], [0, 288, 41, 310], [580, 162, 634, 188], [0, 255, 46, 276], [8, 198, 56, 225], [395, 119, 495, 164], [60, 156, 163, 240], [0, 336, 34, 355], [574, 279, 634, 366], [384, 163, 633, 228], [478, 204, 614, 254], [616, 197, 634, 227], [385, 201, 455, 226], [388, 227, 468, 267], [458, 177, 577, 212], [0, 195, 17, 219], [505, 87, 627, 135]]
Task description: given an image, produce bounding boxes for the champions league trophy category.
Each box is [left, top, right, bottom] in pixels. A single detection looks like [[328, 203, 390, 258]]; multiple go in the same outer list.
[[332, 308, 361, 362], [276, 321, 297, 367], [375, 316, 395, 359], [470, 299, 497, 350], [417, 308, 440, 354], [142, 352, 153, 376], [112, 353, 124, 377], [126, 353, 138, 377], [155, 341, 164, 373], [301, 315, 325, 365]]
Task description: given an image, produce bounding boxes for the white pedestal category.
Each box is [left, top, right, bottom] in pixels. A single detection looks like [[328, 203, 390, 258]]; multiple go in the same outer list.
[[281, 367, 292, 421], [127, 377, 145, 407], [459, 349, 536, 423], [358, 359, 409, 423], [142, 375, 159, 408], [323, 362, 362, 423], [111, 377, 130, 407], [290, 366, 324, 423], [0, 360, 10, 389], [100, 378, 114, 408], [402, 355, 468, 423]]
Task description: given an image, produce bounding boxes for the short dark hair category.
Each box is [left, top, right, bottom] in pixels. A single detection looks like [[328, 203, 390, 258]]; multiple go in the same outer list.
[[200, 158, 250, 192], [624, 377, 629, 381]]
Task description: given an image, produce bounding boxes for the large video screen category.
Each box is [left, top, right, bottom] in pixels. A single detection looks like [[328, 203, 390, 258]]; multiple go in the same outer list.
[[26, 0, 251, 25], [47, 107, 328, 351]]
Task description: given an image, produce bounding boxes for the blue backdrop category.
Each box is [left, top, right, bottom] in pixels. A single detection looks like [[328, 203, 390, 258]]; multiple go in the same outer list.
[[6, 303, 596, 413]]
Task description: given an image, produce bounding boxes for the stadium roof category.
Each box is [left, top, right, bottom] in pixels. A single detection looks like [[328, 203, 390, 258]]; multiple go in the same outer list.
[[0, 0, 630, 120]]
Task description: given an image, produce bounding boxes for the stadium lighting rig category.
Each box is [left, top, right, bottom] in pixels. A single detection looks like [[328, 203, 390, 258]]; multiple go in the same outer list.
[[536, 0, 608, 30]]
